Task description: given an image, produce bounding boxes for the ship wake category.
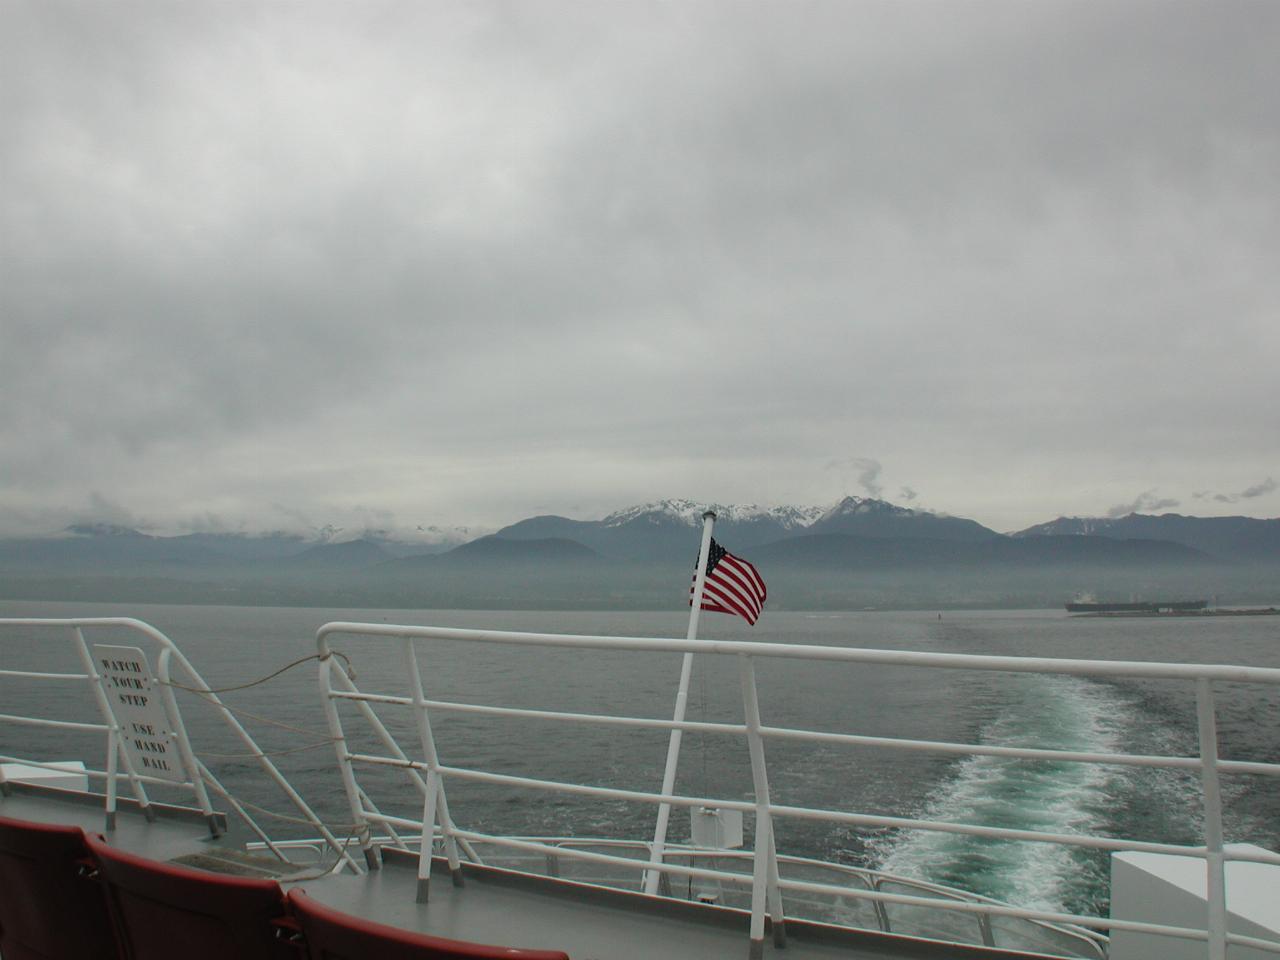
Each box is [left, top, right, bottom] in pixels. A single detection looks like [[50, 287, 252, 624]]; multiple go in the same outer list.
[[870, 674, 1132, 915]]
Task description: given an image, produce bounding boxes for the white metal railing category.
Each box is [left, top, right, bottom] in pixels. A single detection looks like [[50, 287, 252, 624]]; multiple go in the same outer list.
[[316, 621, 1280, 960], [0, 618, 359, 872]]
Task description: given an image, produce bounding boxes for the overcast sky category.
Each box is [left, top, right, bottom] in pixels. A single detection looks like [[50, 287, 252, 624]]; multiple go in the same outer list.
[[2, 1, 1277, 539]]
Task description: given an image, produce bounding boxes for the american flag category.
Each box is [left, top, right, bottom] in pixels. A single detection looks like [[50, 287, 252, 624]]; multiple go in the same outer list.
[[691, 538, 767, 625]]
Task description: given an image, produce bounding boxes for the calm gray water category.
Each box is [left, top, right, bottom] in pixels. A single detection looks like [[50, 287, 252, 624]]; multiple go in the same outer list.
[[2, 599, 1279, 918]]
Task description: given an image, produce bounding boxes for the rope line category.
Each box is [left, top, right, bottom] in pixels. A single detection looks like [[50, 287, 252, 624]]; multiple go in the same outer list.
[[197, 772, 364, 880], [157, 651, 357, 741], [160, 650, 355, 695], [175, 691, 340, 742], [279, 829, 362, 882], [199, 773, 362, 831]]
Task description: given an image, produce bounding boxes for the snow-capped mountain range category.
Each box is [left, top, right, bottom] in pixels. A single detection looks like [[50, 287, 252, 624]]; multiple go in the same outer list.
[[490, 496, 999, 561], [601, 499, 825, 530], [4, 498, 1277, 574], [600, 495, 969, 529]]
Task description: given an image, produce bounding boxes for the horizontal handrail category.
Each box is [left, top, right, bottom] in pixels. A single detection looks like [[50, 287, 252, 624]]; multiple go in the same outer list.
[[317, 621, 1280, 683], [329, 687, 1280, 776], [766, 724, 1280, 779], [0, 714, 108, 732], [344, 751, 1280, 865], [328, 689, 748, 735], [0, 669, 90, 681]]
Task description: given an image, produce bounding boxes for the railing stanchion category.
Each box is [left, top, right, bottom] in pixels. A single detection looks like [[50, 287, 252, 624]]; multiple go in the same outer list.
[[157, 648, 220, 836], [417, 769, 440, 901], [104, 725, 119, 830], [739, 653, 786, 957], [402, 637, 464, 886], [330, 664, 481, 865], [318, 648, 378, 871], [766, 828, 786, 947], [1196, 678, 1228, 960]]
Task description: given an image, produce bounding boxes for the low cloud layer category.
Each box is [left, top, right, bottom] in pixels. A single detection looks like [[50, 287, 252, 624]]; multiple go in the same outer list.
[[1106, 490, 1181, 519], [2, 1, 1278, 537], [1195, 477, 1278, 505], [826, 457, 888, 500]]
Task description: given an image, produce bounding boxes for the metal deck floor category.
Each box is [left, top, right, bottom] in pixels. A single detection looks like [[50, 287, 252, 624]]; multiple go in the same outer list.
[[0, 786, 1053, 960]]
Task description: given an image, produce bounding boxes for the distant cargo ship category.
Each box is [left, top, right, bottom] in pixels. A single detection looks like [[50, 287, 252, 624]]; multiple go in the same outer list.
[[1065, 599, 1208, 613]]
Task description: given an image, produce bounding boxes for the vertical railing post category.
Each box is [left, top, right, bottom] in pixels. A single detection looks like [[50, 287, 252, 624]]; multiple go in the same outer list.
[[318, 650, 379, 871], [646, 510, 718, 895], [739, 654, 786, 958], [1195, 678, 1227, 960], [72, 627, 152, 828], [418, 769, 441, 902], [104, 726, 120, 830], [156, 648, 221, 836], [402, 637, 464, 896], [330, 664, 481, 866]]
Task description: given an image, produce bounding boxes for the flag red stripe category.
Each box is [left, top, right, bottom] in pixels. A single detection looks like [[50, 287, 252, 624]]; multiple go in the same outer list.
[[688, 540, 767, 626], [713, 556, 766, 609], [689, 554, 765, 604], [692, 578, 758, 618], [692, 562, 765, 624], [701, 582, 754, 621], [690, 569, 763, 620], [702, 603, 757, 625], [727, 555, 767, 602], [715, 555, 765, 606], [700, 595, 758, 625], [703, 569, 761, 621]]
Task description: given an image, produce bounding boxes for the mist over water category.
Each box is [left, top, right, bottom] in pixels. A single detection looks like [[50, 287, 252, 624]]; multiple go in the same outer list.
[[1, 600, 1277, 918]]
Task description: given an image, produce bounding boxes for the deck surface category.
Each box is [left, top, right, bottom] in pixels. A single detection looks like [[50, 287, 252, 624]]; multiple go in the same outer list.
[[1, 785, 1054, 960]]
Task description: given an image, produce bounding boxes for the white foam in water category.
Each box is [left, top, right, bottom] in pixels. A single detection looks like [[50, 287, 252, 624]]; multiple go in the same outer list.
[[874, 674, 1128, 913]]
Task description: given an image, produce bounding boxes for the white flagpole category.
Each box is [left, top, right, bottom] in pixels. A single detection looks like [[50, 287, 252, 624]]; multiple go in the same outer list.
[[643, 509, 716, 896]]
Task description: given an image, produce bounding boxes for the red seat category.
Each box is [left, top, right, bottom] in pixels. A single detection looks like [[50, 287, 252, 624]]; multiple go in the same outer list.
[[0, 814, 118, 960], [85, 833, 294, 960], [286, 888, 570, 960]]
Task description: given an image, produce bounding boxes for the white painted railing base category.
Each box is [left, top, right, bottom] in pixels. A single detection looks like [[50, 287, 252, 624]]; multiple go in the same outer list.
[[1110, 845, 1280, 960]]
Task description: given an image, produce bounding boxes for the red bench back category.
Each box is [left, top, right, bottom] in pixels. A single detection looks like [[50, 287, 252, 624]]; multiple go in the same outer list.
[[85, 833, 294, 960], [0, 814, 118, 960]]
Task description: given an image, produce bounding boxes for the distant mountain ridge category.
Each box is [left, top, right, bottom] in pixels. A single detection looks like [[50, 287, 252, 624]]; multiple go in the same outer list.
[[1013, 512, 1280, 562], [495, 496, 1001, 560], [1, 499, 1276, 580], [808, 496, 997, 542]]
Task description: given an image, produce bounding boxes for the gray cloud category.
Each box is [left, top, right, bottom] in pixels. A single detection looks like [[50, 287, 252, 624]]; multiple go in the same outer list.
[[1198, 476, 1277, 504], [72, 493, 144, 531], [1106, 490, 1181, 518], [1240, 477, 1277, 499], [2, 1, 1279, 536], [825, 458, 885, 499]]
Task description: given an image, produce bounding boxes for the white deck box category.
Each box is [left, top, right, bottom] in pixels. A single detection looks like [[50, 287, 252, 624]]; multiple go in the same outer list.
[[1110, 844, 1280, 960]]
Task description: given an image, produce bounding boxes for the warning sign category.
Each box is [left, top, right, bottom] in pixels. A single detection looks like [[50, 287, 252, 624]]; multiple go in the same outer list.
[[93, 644, 186, 783]]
